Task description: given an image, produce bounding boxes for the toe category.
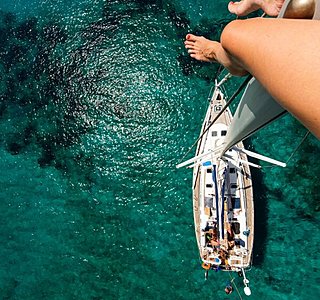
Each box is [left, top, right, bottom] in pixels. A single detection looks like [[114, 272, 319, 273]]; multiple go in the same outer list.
[[228, 1, 240, 14], [184, 41, 194, 47], [186, 33, 199, 41]]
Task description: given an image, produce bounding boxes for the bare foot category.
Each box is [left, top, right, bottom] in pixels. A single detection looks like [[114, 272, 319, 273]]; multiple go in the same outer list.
[[184, 34, 248, 76], [184, 34, 220, 62], [228, 0, 285, 16]]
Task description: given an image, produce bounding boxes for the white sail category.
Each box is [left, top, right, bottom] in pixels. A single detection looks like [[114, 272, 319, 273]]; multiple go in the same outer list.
[[221, 77, 286, 154]]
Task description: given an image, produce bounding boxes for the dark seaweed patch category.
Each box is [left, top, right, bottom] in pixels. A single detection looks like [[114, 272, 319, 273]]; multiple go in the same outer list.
[[15, 17, 38, 41], [0, 12, 89, 165], [41, 23, 67, 45]]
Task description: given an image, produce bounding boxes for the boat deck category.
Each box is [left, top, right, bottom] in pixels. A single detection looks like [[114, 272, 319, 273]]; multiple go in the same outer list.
[[192, 87, 254, 271]]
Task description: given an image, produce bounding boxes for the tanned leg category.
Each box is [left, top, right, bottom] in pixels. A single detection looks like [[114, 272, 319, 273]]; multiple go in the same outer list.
[[221, 18, 320, 138]]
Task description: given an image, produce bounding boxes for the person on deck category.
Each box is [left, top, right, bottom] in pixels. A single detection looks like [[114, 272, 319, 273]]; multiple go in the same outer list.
[[205, 228, 220, 248], [184, 0, 320, 139], [226, 223, 235, 249]]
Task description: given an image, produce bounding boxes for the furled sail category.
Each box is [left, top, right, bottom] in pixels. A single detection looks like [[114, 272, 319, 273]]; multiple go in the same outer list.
[[221, 77, 286, 154]]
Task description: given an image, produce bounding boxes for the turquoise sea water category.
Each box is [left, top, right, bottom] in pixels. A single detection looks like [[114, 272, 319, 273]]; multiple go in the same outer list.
[[0, 0, 319, 299]]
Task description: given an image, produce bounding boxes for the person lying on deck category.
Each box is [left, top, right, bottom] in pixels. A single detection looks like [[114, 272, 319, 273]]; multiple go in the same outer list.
[[210, 236, 220, 248], [226, 223, 235, 249], [205, 228, 220, 248]]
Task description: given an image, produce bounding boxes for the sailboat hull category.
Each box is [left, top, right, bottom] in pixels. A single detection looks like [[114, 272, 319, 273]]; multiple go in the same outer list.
[[192, 86, 254, 272]]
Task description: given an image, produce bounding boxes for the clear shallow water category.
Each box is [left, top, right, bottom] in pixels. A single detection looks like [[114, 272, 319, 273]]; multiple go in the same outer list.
[[0, 0, 319, 299]]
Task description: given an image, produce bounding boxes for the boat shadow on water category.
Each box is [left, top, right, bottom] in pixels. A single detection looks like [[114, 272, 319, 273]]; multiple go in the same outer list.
[[245, 147, 269, 267]]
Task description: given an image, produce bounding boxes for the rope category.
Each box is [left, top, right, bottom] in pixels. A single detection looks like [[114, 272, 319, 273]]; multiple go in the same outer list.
[[263, 130, 310, 169], [178, 74, 252, 164], [228, 271, 243, 300], [285, 130, 310, 165]]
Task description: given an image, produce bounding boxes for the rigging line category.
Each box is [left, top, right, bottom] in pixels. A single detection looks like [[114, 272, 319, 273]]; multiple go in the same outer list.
[[178, 74, 252, 164], [285, 130, 310, 164], [214, 64, 224, 81], [263, 130, 310, 169], [228, 271, 243, 300]]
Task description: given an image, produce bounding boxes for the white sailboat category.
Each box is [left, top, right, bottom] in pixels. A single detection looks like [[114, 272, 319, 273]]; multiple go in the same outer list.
[[176, 0, 319, 294], [177, 0, 320, 296], [177, 74, 287, 296], [177, 79, 254, 296]]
